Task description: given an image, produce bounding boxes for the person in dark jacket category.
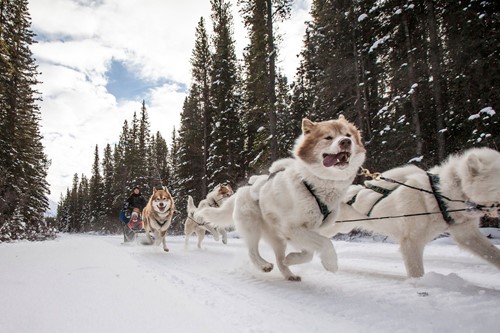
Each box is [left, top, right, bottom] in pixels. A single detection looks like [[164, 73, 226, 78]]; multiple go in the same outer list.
[[125, 186, 147, 214], [123, 186, 147, 231]]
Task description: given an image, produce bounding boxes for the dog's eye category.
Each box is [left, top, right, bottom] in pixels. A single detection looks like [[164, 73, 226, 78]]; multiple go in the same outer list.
[[345, 133, 352, 137], [325, 136, 333, 140]]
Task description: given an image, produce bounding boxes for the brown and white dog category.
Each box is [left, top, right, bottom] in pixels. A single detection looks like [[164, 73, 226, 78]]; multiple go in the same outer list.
[[185, 183, 234, 249], [196, 116, 366, 281], [142, 187, 175, 252]]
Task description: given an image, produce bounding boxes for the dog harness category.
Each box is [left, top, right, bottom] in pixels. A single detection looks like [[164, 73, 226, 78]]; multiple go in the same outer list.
[[347, 172, 455, 224], [303, 181, 332, 222], [426, 172, 454, 224], [266, 169, 332, 222]]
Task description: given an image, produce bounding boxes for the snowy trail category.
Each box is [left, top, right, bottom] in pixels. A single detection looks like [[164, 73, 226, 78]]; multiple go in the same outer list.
[[1, 233, 499, 333]]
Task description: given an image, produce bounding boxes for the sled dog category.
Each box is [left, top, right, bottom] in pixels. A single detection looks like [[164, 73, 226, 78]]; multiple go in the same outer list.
[[197, 116, 366, 281], [142, 187, 175, 252], [322, 147, 500, 278], [185, 183, 234, 248]]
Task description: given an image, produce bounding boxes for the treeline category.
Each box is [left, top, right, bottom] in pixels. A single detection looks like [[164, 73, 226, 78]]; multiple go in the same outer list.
[[56, 101, 172, 234], [0, 0, 55, 241], [58, 0, 498, 234]]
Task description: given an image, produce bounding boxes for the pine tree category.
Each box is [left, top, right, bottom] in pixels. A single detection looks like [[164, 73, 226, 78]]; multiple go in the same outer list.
[[0, 0, 51, 241], [191, 17, 213, 196], [239, 0, 291, 174], [208, 0, 244, 188], [88, 145, 103, 231], [101, 143, 116, 232]]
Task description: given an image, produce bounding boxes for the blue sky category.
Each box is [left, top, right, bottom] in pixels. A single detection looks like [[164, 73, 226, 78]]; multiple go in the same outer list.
[[106, 60, 188, 101], [27, 0, 311, 203]]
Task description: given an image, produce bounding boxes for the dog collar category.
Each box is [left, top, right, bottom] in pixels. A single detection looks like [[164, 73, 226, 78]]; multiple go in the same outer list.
[[303, 181, 331, 222]]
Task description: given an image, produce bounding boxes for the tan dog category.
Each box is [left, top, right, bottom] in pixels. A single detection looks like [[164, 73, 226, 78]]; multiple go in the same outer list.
[[142, 187, 175, 252], [185, 183, 234, 249]]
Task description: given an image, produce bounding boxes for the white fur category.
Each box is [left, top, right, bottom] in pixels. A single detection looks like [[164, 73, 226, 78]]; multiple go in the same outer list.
[[322, 147, 500, 278], [185, 184, 233, 249], [197, 117, 366, 281]]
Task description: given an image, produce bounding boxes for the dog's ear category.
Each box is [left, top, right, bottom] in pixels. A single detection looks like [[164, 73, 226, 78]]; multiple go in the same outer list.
[[466, 153, 482, 177], [338, 114, 345, 120], [302, 118, 316, 134], [153, 187, 157, 193]]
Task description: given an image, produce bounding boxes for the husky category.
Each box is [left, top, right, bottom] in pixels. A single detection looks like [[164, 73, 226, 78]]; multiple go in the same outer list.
[[185, 183, 234, 249], [142, 187, 175, 252], [321, 147, 500, 278], [196, 116, 366, 281]]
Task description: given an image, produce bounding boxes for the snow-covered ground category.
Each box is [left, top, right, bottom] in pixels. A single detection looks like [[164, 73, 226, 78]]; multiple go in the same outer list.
[[1, 231, 499, 333]]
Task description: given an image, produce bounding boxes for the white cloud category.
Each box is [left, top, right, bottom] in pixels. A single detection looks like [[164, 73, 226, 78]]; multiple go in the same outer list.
[[28, 0, 311, 202]]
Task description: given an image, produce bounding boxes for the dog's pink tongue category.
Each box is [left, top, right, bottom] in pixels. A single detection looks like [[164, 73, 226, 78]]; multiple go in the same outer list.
[[323, 154, 337, 167]]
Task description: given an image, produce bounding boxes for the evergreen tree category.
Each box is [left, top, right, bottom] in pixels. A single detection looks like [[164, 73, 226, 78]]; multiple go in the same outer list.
[[101, 143, 116, 232], [88, 145, 103, 231], [137, 100, 151, 192], [191, 17, 213, 196], [208, 0, 244, 188], [0, 0, 52, 241], [239, 0, 291, 174]]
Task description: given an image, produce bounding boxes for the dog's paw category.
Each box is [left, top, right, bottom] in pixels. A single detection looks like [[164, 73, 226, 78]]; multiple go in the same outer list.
[[163, 247, 169, 252], [287, 275, 302, 282], [261, 263, 273, 273]]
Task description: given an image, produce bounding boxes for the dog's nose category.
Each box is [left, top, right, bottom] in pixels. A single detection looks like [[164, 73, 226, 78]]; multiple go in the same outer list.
[[339, 138, 351, 150]]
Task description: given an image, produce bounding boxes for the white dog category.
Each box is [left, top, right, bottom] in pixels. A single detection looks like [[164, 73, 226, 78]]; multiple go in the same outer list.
[[185, 183, 234, 248], [322, 147, 500, 278], [197, 116, 366, 281]]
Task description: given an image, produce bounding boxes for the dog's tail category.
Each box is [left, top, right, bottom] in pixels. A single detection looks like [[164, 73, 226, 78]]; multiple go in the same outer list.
[[195, 194, 236, 228], [187, 195, 197, 216]]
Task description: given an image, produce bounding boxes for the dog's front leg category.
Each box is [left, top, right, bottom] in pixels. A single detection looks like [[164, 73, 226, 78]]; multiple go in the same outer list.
[[161, 230, 169, 252], [289, 228, 338, 273], [449, 220, 500, 270]]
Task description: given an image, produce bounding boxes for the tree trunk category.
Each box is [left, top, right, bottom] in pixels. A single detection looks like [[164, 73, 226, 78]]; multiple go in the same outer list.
[[426, 0, 446, 161], [265, 0, 278, 162], [402, 13, 423, 156]]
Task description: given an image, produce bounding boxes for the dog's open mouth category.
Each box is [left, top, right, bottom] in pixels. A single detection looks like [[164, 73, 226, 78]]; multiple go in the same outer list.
[[323, 152, 351, 167]]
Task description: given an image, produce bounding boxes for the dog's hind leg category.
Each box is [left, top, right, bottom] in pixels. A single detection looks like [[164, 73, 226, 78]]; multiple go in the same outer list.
[[243, 228, 274, 274], [449, 222, 500, 270], [196, 229, 205, 249], [267, 236, 301, 281], [399, 238, 425, 278]]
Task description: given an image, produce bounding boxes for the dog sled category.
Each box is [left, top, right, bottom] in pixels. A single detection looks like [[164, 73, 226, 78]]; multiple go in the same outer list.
[[119, 208, 146, 243]]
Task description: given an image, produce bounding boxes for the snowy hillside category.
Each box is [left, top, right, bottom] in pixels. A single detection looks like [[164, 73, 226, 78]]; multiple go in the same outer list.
[[1, 233, 499, 333]]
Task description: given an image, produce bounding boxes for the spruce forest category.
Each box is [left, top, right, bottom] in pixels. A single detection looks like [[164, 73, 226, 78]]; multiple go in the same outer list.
[[1, 0, 498, 240]]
